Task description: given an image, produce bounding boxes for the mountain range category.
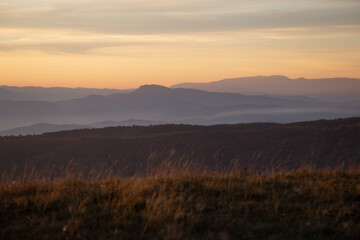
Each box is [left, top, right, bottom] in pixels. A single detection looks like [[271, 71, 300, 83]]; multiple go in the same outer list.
[[172, 75, 360, 102], [0, 85, 132, 102], [1, 76, 360, 135]]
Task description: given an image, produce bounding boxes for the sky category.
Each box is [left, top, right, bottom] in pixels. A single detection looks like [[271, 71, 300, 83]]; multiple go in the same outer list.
[[1, 0, 360, 89]]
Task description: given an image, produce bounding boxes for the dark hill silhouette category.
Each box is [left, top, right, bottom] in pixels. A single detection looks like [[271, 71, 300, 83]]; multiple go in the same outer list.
[[1, 117, 359, 178], [0, 119, 165, 136], [89, 119, 164, 128], [0, 123, 89, 136], [171, 76, 360, 102]]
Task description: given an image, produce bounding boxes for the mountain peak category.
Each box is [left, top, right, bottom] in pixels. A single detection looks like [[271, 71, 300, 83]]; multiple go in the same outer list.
[[268, 75, 291, 80], [135, 84, 170, 93]]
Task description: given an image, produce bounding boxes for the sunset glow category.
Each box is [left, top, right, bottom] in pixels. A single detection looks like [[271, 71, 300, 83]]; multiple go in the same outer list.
[[1, 0, 360, 88]]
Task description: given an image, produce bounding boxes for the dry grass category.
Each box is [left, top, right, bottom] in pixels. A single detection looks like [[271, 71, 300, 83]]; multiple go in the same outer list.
[[1, 168, 360, 239]]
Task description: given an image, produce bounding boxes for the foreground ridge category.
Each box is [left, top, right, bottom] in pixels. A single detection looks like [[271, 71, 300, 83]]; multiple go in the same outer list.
[[1, 170, 359, 239], [1, 117, 360, 178]]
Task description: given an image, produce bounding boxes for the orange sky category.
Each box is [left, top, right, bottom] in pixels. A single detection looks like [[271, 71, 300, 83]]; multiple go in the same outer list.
[[1, 0, 360, 89]]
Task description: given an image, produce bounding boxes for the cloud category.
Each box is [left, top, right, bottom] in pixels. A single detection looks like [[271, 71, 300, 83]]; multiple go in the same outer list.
[[1, 0, 359, 54], [0, 41, 140, 54], [0, 33, 207, 54], [1, 0, 360, 35]]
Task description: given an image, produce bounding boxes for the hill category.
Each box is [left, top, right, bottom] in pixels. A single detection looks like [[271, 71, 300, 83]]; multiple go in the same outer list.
[[0, 120, 164, 136], [0, 123, 90, 136], [1, 117, 359, 178]]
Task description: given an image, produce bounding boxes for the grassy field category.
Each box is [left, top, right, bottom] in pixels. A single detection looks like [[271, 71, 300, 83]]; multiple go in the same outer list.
[[1, 168, 359, 240]]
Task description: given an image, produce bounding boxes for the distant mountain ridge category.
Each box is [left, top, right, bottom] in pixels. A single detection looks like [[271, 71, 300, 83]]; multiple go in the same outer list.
[[0, 85, 132, 101], [171, 75, 360, 102], [1, 83, 359, 132]]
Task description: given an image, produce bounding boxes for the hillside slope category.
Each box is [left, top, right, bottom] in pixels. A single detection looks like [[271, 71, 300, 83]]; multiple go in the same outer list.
[[1, 171, 359, 240], [1, 118, 359, 178]]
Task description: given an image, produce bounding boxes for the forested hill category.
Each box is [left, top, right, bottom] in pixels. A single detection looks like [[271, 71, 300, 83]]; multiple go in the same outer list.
[[1, 117, 359, 178]]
